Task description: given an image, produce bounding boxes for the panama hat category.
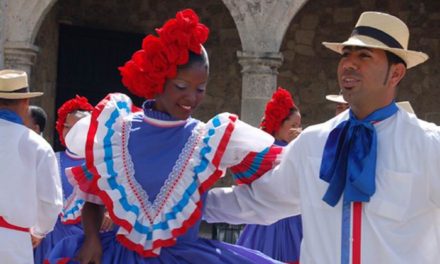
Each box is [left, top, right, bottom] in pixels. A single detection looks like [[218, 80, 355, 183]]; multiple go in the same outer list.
[[326, 94, 347, 104], [0, 69, 43, 99], [323, 11, 429, 69]]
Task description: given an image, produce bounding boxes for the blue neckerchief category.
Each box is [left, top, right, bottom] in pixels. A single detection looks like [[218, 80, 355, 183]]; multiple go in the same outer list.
[[319, 101, 398, 206], [0, 109, 24, 125]]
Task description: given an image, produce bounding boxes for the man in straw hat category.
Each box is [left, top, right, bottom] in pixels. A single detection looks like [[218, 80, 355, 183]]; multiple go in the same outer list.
[[326, 93, 349, 115], [0, 69, 62, 263], [205, 12, 440, 263]]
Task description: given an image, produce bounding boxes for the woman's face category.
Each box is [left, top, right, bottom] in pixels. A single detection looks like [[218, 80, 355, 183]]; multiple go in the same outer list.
[[275, 111, 302, 143], [155, 62, 208, 120], [62, 112, 87, 141]]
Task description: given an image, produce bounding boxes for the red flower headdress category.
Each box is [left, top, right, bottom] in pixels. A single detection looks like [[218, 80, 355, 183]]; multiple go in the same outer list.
[[56, 95, 94, 146], [118, 9, 209, 99], [260, 87, 296, 135]]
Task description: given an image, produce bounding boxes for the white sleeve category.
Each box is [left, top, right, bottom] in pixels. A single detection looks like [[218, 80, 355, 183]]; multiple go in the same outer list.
[[204, 140, 301, 225], [429, 126, 440, 207], [31, 147, 63, 237], [215, 115, 274, 167], [65, 115, 91, 158]]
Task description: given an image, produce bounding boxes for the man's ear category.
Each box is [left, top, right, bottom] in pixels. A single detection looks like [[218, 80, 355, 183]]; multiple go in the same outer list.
[[389, 63, 406, 87]]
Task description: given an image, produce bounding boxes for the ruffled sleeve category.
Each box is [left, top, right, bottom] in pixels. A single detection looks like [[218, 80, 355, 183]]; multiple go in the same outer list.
[[65, 93, 135, 205], [202, 113, 283, 184]]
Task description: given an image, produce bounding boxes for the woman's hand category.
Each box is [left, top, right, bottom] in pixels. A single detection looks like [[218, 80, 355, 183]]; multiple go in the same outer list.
[[99, 211, 114, 232], [286, 127, 302, 142]]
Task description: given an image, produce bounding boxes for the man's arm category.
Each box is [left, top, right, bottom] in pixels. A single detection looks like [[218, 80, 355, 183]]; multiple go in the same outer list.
[[32, 148, 63, 238], [205, 141, 301, 225]]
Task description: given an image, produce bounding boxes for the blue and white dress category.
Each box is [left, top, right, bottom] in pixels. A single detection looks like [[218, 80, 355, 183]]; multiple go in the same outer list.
[[236, 139, 302, 263], [46, 93, 283, 264], [33, 150, 84, 264]]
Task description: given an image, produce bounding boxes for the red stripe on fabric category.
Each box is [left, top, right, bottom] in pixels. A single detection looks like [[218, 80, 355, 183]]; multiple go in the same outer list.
[[352, 202, 362, 264], [0, 216, 29, 232], [57, 258, 71, 264], [60, 217, 81, 225], [234, 146, 283, 184], [212, 115, 236, 167], [230, 152, 258, 174], [115, 200, 203, 257]]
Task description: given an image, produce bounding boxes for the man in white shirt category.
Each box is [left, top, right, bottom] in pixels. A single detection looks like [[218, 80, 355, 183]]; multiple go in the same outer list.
[[0, 69, 63, 263], [205, 12, 439, 263]]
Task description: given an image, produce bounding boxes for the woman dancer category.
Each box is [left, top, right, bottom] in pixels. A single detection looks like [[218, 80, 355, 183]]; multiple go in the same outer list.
[[236, 88, 303, 264], [47, 9, 283, 264]]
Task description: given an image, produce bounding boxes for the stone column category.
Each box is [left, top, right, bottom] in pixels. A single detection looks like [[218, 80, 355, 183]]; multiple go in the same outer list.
[[237, 51, 283, 126], [221, 0, 308, 125], [0, 0, 5, 68], [4, 41, 39, 75]]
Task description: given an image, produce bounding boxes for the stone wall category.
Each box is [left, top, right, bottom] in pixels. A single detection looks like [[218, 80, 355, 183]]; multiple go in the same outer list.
[[29, 0, 440, 141], [30, 5, 58, 143], [278, 0, 440, 126], [36, 0, 241, 122]]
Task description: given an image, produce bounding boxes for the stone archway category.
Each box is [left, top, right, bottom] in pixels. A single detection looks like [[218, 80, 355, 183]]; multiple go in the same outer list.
[[1, 0, 310, 129], [222, 0, 309, 125], [3, 0, 57, 74]]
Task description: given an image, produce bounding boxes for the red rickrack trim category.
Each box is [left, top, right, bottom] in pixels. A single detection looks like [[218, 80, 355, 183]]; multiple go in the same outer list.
[[56, 95, 93, 146], [154, 131, 202, 219], [260, 87, 296, 135], [120, 121, 154, 223]]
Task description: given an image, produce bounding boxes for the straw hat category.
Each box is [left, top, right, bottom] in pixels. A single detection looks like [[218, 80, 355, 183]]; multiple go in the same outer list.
[[396, 101, 415, 114], [325, 94, 347, 104], [323, 12, 429, 69], [0, 69, 43, 99]]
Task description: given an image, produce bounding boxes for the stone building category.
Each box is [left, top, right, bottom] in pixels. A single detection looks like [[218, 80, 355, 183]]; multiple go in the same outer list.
[[1, 0, 439, 147]]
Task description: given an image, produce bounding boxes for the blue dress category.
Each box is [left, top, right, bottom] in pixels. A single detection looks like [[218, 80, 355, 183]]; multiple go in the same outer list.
[[46, 93, 283, 264], [236, 140, 303, 263], [33, 150, 84, 264]]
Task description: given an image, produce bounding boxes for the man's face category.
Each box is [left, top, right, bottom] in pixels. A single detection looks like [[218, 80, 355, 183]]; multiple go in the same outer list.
[[337, 46, 394, 117]]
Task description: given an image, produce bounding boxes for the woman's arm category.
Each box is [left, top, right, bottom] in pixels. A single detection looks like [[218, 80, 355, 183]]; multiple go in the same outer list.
[[75, 202, 104, 264]]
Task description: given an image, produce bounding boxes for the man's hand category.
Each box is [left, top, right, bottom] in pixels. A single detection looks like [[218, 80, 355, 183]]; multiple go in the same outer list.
[[31, 234, 43, 248]]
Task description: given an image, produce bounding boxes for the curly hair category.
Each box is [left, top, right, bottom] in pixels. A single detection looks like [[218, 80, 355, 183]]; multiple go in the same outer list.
[[118, 9, 209, 99], [56, 95, 93, 146], [260, 87, 297, 135]]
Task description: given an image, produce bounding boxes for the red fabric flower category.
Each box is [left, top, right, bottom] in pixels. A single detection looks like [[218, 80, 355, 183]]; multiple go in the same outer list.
[[260, 87, 296, 135], [119, 9, 209, 99], [56, 95, 94, 146]]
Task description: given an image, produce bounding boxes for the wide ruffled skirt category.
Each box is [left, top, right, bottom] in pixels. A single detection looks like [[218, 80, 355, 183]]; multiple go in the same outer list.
[[34, 219, 82, 264], [236, 215, 302, 263], [46, 230, 283, 264]]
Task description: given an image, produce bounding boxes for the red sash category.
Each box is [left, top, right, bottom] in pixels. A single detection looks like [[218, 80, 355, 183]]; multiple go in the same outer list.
[[0, 216, 29, 232]]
